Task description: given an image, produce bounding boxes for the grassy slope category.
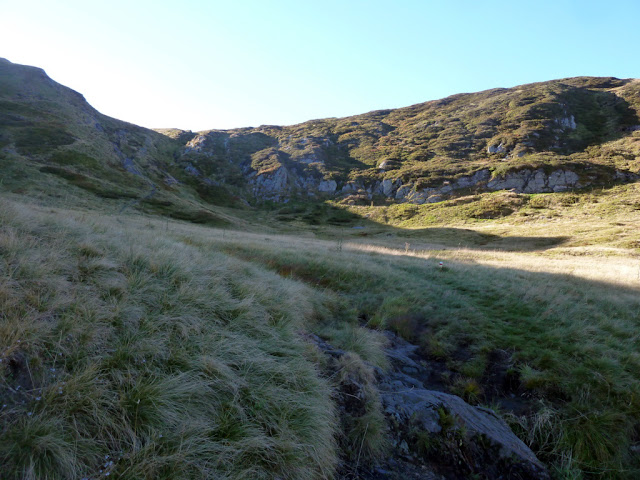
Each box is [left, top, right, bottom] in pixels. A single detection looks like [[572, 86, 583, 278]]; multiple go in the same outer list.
[[346, 181, 640, 250], [0, 58, 243, 224], [0, 197, 397, 479], [2, 185, 640, 479]]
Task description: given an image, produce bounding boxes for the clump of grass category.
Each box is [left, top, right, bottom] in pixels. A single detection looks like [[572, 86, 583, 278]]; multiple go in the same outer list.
[[0, 199, 354, 479], [319, 322, 389, 371], [451, 377, 483, 404], [334, 353, 388, 463]]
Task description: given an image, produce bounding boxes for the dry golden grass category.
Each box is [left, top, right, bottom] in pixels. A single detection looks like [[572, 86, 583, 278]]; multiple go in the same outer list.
[[346, 243, 640, 288]]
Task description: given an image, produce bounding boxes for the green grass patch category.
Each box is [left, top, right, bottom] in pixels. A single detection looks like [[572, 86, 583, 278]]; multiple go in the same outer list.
[[14, 126, 75, 154]]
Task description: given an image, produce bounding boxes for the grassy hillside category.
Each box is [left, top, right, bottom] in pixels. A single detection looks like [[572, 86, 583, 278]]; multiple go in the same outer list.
[[0, 58, 244, 223], [0, 197, 395, 479], [3, 57, 639, 207], [182, 192, 640, 479], [166, 77, 640, 199], [3, 181, 640, 478]]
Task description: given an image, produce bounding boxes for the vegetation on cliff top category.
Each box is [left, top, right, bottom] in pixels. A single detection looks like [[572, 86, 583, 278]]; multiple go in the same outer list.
[[167, 76, 640, 197]]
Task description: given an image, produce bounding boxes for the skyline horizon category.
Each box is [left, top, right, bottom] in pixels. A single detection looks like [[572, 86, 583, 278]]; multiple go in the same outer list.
[[4, 54, 636, 133], [3, 1, 639, 131]]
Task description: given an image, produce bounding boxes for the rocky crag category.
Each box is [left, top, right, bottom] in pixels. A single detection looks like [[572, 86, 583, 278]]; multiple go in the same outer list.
[[162, 76, 640, 205]]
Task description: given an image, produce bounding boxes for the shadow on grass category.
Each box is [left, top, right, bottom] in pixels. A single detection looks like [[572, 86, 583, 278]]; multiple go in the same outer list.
[[220, 235, 640, 476], [265, 200, 571, 252], [375, 228, 570, 252]]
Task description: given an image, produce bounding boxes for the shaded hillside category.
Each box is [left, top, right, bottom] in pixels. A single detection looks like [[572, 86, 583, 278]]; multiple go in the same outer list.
[[0, 58, 239, 223]]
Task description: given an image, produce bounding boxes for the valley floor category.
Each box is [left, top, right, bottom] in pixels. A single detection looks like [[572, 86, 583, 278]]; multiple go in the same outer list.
[[1, 189, 640, 479]]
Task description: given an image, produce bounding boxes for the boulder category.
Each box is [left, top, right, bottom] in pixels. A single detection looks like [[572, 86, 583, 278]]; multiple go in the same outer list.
[[548, 170, 579, 192], [454, 169, 490, 189], [318, 179, 337, 193], [556, 115, 577, 130], [250, 165, 289, 200], [382, 179, 395, 196], [522, 170, 547, 193], [379, 333, 550, 480], [395, 185, 413, 200], [380, 381, 549, 479], [309, 331, 550, 480], [487, 143, 506, 154]]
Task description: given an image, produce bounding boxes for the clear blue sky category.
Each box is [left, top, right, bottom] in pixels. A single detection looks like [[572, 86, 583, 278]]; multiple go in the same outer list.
[[2, 0, 638, 131]]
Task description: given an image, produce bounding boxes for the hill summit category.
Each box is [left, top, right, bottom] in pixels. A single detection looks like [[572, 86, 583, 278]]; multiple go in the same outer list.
[[157, 75, 640, 205]]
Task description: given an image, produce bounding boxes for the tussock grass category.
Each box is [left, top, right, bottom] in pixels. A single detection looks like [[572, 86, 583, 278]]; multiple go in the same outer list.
[[334, 353, 388, 463], [1, 199, 384, 479]]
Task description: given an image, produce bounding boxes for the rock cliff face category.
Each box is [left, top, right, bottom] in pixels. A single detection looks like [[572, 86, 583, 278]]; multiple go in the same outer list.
[[360, 167, 637, 204], [195, 153, 637, 205]]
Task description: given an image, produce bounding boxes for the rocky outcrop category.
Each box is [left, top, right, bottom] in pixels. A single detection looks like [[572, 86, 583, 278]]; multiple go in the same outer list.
[[318, 179, 337, 193], [184, 134, 209, 154], [358, 169, 490, 205], [378, 332, 549, 480], [246, 165, 342, 201], [556, 115, 577, 130], [487, 168, 581, 193], [382, 178, 396, 196], [248, 166, 289, 201], [295, 147, 327, 165], [309, 332, 549, 480], [242, 161, 638, 204], [361, 167, 638, 204], [487, 143, 506, 154]]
